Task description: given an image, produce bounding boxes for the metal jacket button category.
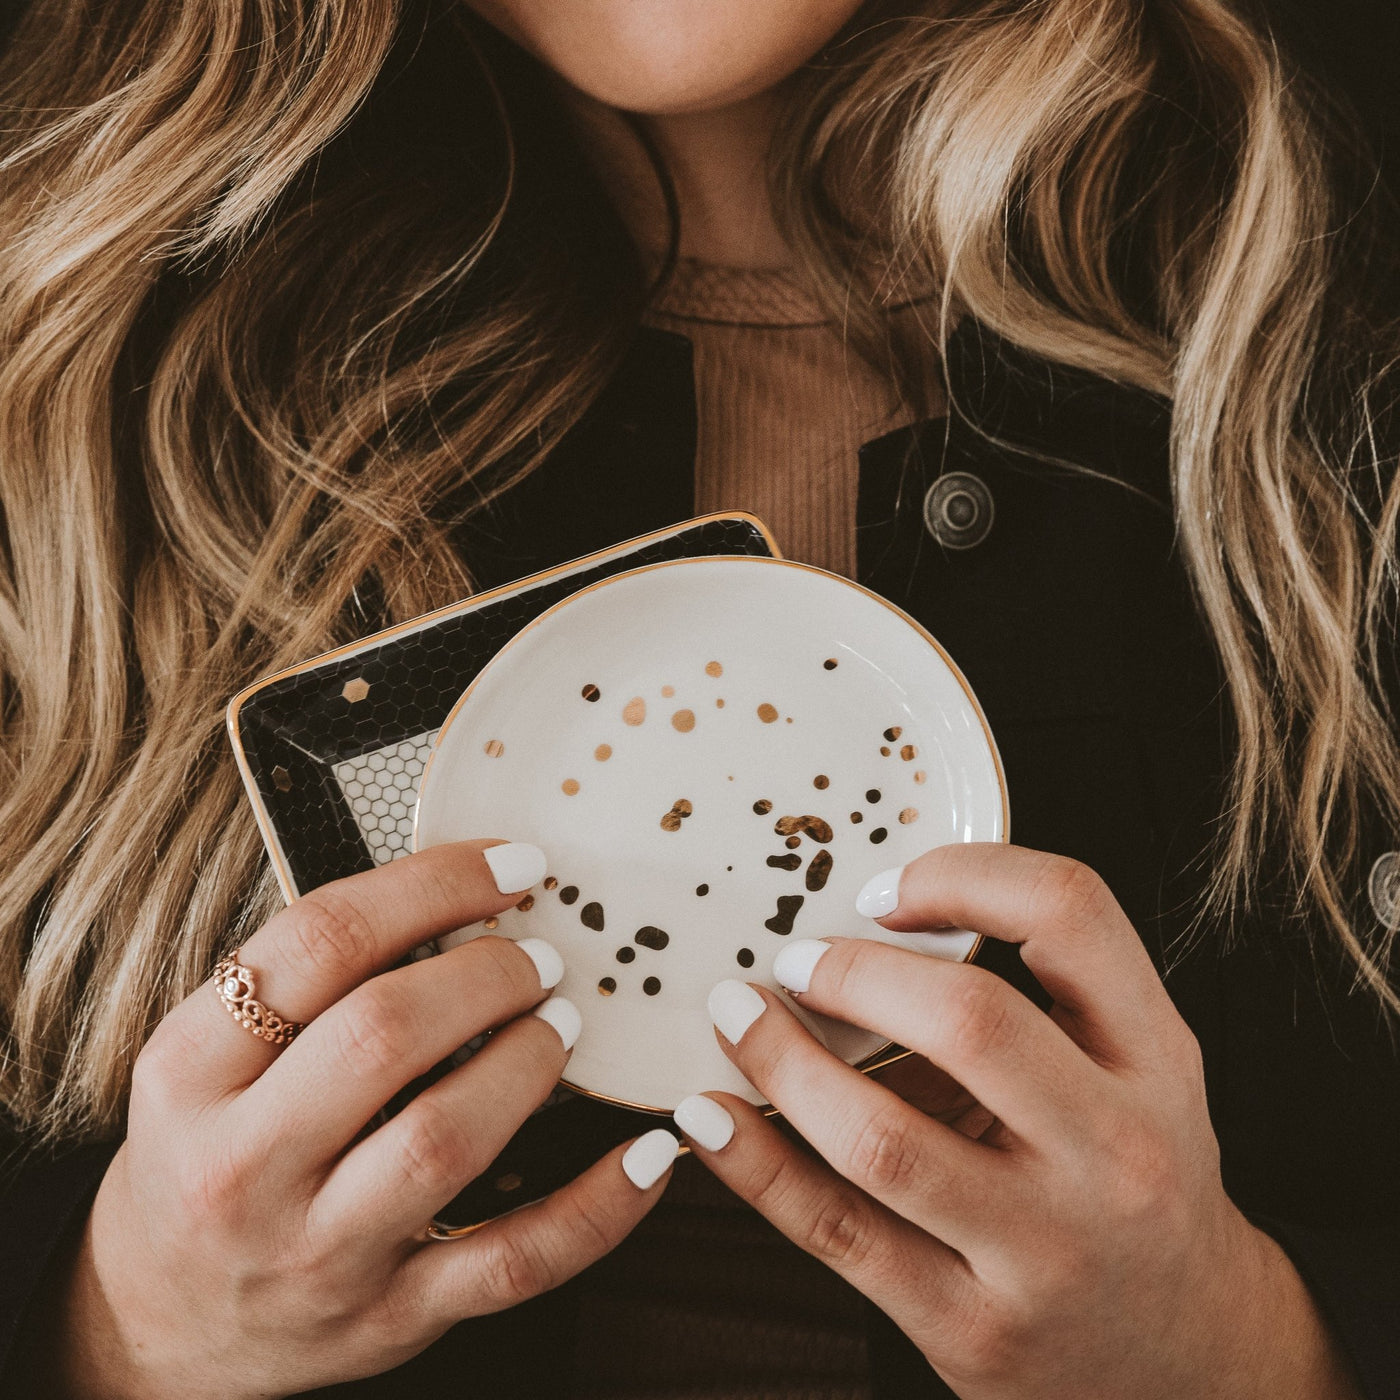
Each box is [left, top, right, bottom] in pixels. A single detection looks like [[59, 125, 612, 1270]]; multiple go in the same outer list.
[[923, 471, 994, 549], [1370, 851, 1400, 927]]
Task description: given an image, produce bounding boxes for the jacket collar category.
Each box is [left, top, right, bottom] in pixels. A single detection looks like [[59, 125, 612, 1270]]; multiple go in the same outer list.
[[457, 318, 1173, 591]]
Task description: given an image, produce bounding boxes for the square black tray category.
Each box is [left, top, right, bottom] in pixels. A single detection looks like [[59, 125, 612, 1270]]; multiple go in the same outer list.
[[227, 512, 781, 1229]]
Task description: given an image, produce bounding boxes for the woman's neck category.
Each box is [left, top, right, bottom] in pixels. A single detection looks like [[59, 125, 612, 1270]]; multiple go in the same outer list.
[[562, 85, 794, 270]]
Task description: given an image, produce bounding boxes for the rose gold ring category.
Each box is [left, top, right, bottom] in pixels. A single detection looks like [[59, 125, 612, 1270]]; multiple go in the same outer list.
[[213, 950, 307, 1045]]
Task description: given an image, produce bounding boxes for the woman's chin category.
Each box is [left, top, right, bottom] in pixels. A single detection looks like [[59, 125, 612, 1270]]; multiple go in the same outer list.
[[464, 0, 866, 115]]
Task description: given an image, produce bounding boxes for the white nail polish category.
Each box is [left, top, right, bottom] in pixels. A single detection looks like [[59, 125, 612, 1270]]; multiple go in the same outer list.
[[483, 842, 548, 895], [707, 979, 766, 1045], [622, 1128, 680, 1189], [533, 995, 581, 1051], [772, 939, 831, 995], [515, 937, 564, 990], [855, 865, 906, 919], [673, 1094, 734, 1152]]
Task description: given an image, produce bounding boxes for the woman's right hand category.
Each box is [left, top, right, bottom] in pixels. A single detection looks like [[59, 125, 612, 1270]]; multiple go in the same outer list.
[[48, 839, 676, 1400]]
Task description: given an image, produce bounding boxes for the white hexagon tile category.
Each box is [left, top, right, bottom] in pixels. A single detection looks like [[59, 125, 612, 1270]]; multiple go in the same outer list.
[[333, 732, 437, 865]]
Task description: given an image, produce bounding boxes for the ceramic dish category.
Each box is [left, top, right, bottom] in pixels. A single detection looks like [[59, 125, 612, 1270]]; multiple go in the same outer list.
[[414, 555, 1007, 1113]]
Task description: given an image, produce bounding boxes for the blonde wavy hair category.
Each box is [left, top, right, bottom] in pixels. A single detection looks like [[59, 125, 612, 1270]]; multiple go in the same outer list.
[[1, 0, 1397, 1146]]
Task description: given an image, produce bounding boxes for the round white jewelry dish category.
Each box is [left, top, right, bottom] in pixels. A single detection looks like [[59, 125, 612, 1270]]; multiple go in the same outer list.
[[413, 555, 1008, 1113]]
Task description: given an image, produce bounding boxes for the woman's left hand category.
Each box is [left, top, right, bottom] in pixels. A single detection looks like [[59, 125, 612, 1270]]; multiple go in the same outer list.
[[679, 843, 1361, 1400]]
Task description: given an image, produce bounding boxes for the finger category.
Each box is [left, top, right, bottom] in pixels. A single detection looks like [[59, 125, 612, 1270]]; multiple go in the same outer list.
[[867, 1054, 998, 1139], [705, 979, 1006, 1247], [770, 938, 1099, 1143], [154, 839, 547, 1101], [856, 843, 1177, 1064], [674, 1091, 971, 1356], [228, 934, 565, 1180], [311, 996, 579, 1248], [403, 1129, 680, 1326]]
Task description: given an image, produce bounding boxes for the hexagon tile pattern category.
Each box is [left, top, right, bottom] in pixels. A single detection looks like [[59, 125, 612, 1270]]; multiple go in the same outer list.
[[333, 732, 437, 865]]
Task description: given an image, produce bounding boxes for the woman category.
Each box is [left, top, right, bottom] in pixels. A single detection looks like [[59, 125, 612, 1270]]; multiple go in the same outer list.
[[1, 0, 1397, 1396]]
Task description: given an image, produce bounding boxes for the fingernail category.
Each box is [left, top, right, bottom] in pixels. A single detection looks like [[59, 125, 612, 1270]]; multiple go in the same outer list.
[[707, 979, 766, 1045], [855, 865, 906, 919], [483, 841, 548, 895], [622, 1128, 680, 1189], [515, 937, 564, 990], [673, 1094, 734, 1152], [772, 939, 831, 994], [533, 995, 581, 1050]]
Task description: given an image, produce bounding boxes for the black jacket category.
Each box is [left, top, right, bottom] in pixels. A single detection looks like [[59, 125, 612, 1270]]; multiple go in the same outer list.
[[3, 3, 1400, 1397]]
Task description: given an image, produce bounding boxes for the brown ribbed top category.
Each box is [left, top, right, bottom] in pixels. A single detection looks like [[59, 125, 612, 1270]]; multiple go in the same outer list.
[[644, 258, 935, 580], [570, 260, 936, 1399]]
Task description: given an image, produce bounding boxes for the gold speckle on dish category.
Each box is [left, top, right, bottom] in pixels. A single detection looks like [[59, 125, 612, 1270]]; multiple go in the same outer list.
[[716, 697, 726, 708], [661, 685, 675, 698], [623, 696, 647, 726], [671, 708, 696, 732], [543, 876, 559, 890], [484, 917, 499, 929], [516, 893, 535, 911], [884, 726, 903, 742], [582, 683, 601, 702], [598, 977, 617, 996], [660, 797, 694, 832], [901, 744, 917, 761], [813, 774, 829, 790], [765, 894, 805, 935], [899, 807, 919, 824], [879, 746, 891, 757], [914, 770, 926, 784], [805, 849, 834, 892], [785, 835, 801, 849], [785, 717, 794, 724], [752, 798, 773, 815], [767, 853, 802, 871], [341, 677, 370, 704], [271, 765, 292, 792], [705, 660, 723, 677], [594, 744, 612, 762], [484, 739, 505, 758], [850, 811, 863, 824], [774, 814, 834, 844], [561, 778, 580, 796], [757, 702, 779, 723]]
